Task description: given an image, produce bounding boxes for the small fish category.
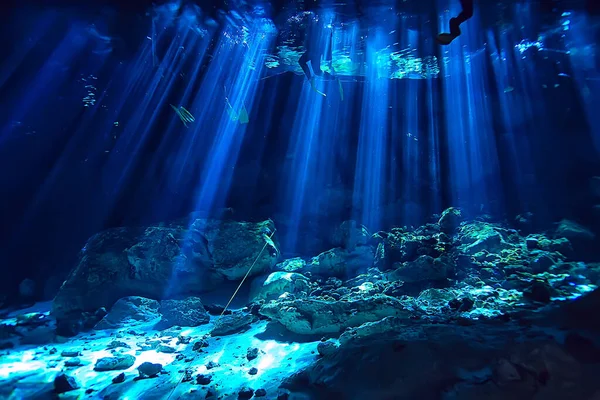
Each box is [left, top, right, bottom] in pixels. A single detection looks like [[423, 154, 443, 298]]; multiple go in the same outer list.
[[113, 121, 119, 126], [170, 104, 195, 127], [558, 73, 570, 77], [504, 86, 514, 93]]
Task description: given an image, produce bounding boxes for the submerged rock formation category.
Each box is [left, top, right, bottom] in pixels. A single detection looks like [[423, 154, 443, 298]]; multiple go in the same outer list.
[[53, 218, 278, 324]]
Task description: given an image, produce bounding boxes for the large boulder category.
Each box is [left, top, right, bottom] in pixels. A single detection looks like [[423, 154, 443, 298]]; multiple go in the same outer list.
[[53, 219, 279, 320], [94, 296, 161, 329], [249, 272, 310, 302], [284, 318, 591, 400], [438, 207, 463, 233], [555, 219, 595, 244], [457, 222, 518, 255], [306, 246, 374, 278], [259, 295, 412, 335], [155, 297, 210, 329]]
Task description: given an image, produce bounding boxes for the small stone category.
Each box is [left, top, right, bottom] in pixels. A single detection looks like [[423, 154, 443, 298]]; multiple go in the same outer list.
[[192, 340, 209, 351], [156, 344, 176, 353], [238, 387, 254, 399], [61, 350, 80, 357], [248, 367, 258, 375], [94, 354, 136, 371], [255, 388, 267, 397], [54, 373, 79, 394], [246, 347, 259, 361], [182, 369, 193, 382], [64, 357, 81, 367], [112, 373, 125, 384], [49, 347, 57, 354], [106, 340, 130, 350], [196, 374, 212, 385], [138, 362, 163, 378], [206, 361, 219, 370], [177, 335, 191, 345]]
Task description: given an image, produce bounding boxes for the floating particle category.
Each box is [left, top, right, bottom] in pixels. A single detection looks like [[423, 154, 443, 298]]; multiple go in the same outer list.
[[113, 121, 119, 126], [557, 73, 570, 77], [504, 86, 514, 93]]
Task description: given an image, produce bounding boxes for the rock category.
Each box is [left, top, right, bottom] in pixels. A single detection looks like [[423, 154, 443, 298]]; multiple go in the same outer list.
[[273, 257, 306, 273], [493, 358, 521, 385], [416, 288, 457, 313], [196, 374, 212, 385], [64, 357, 81, 367], [306, 246, 374, 277], [206, 361, 219, 370], [94, 296, 161, 330], [247, 347, 259, 361], [138, 362, 162, 377], [523, 281, 552, 303], [277, 392, 290, 400], [317, 340, 339, 357], [177, 335, 191, 345], [525, 237, 538, 249], [284, 316, 592, 400], [61, 350, 80, 357], [386, 255, 450, 283], [211, 311, 254, 336], [249, 272, 310, 302], [155, 297, 210, 329], [156, 344, 176, 353], [458, 223, 514, 255], [259, 295, 412, 335], [18, 279, 36, 299], [204, 304, 231, 316], [530, 254, 555, 274], [192, 339, 209, 351], [112, 373, 125, 383], [248, 367, 258, 375], [331, 220, 369, 251], [94, 354, 136, 371], [238, 387, 254, 399], [54, 373, 79, 394], [438, 207, 462, 233], [199, 219, 279, 280], [106, 340, 130, 350], [555, 219, 595, 243], [52, 219, 279, 320], [255, 388, 267, 397]]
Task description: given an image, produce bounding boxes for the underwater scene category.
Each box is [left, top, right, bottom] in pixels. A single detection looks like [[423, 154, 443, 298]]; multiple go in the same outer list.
[[1, 0, 600, 398]]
